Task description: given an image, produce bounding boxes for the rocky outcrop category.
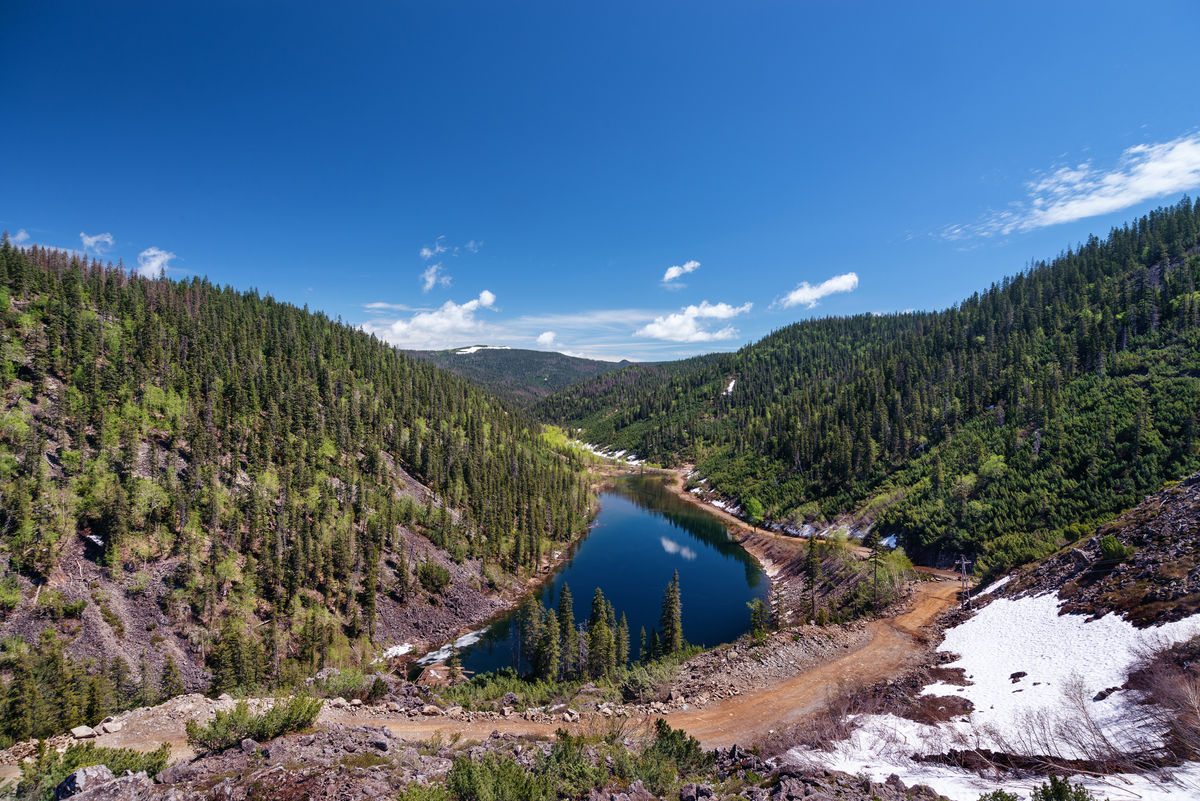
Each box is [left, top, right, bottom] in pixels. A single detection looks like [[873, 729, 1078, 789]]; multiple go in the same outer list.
[[993, 472, 1200, 627]]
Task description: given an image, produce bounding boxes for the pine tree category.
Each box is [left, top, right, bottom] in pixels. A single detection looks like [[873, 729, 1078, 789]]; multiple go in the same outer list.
[[804, 537, 822, 621], [159, 654, 185, 701], [659, 571, 684, 656], [533, 607, 560, 680], [557, 584, 577, 678], [615, 613, 630, 666]]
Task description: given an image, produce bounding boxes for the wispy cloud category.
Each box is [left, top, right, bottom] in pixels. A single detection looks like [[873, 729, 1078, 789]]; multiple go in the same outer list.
[[946, 132, 1200, 239], [80, 231, 114, 254], [661, 259, 700, 287], [776, 272, 858, 309], [10, 229, 29, 246], [421, 263, 452, 292], [361, 290, 497, 349], [135, 246, 175, 278], [419, 236, 447, 260], [364, 301, 429, 312], [635, 300, 752, 342]]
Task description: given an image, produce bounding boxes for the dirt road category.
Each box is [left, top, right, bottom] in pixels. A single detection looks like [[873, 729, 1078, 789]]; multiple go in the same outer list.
[[664, 571, 960, 748]]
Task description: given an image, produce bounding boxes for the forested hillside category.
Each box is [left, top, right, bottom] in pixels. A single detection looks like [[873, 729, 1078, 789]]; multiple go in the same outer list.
[[537, 201, 1200, 573], [0, 241, 592, 743], [407, 347, 628, 406]]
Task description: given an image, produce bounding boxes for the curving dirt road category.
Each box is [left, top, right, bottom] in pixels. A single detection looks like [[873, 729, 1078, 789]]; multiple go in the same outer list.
[[663, 571, 960, 748]]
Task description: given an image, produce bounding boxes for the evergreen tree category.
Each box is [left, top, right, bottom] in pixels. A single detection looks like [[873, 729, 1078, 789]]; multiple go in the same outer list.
[[159, 655, 185, 702], [658, 571, 684, 656], [557, 584, 577, 679], [533, 607, 560, 680]]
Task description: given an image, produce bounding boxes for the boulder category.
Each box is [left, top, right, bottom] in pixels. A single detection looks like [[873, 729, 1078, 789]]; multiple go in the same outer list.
[[421, 705, 443, 716], [240, 738, 259, 754], [54, 763, 113, 798], [69, 726, 96, 740], [100, 721, 123, 734], [330, 697, 348, 709], [217, 693, 233, 702], [350, 698, 363, 707]]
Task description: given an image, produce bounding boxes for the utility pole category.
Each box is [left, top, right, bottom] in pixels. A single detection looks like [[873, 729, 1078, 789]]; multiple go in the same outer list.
[[955, 554, 972, 606]]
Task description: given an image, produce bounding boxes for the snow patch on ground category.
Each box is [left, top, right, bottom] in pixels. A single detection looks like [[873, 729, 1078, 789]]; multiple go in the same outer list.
[[379, 643, 413, 659], [798, 717, 1200, 801], [573, 441, 644, 465], [417, 629, 486, 665], [975, 574, 1012, 597], [920, 593, 1200, 755], [723, 378, 736, 396], [789, 591, 1200, 798], [455, 345, 510, 354], [880, 534, 899, 549]]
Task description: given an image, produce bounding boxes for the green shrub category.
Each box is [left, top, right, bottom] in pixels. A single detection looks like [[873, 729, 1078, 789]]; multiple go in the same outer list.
[[1031, 775, 1099, 801], [417, 561, 452, 594], [185, 694, 323, 754], [977, 791, 1021, 801], [312, 668, 366, 700], [446, 752, 552, 801], [397, 783, 451, 801], [1099, 535, 1134, 562], [16, 742, 171, 801], [642, 718, 711, 778], [0, 577, 21, 613]]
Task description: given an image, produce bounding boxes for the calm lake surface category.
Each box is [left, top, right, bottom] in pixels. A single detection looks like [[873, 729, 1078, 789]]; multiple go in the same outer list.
[[451, 473, 767, 675]]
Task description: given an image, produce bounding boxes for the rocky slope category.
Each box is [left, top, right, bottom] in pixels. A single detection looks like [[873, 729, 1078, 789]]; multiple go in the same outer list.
[[989, 471, 1200, 626]]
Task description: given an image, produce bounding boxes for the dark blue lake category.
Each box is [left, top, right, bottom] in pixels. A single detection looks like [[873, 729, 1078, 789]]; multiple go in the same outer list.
[[447, 473, 768, 675]]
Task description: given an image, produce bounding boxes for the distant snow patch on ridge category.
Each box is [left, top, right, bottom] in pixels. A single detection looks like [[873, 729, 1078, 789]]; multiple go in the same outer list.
[[723, 378, 736, 396], [575, 441, 643, 465], [455, 345, 511, 355]]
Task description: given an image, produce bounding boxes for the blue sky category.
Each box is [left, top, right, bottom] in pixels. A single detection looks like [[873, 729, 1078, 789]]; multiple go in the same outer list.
[[5, 1, 1200, 361]]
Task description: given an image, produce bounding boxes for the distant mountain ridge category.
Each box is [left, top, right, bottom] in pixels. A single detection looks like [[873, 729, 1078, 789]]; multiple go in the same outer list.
[[407, 346, 629, 406]]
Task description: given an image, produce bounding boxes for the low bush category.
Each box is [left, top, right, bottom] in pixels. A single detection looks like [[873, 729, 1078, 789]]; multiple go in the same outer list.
[[1031, 775, 1100, 801], [417, 561, 452, 594], [1099, 534, 1134, 562], [16, 742, 171, 801], [185, 694, 323, 754], [446, 752, 552, 801]]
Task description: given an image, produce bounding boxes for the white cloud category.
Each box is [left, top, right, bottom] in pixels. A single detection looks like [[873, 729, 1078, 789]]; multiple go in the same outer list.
[[11, 229, 29, 246], [364, 301, 428, 312], [536, 331, 557, 347], [948, 132, 1200, 239], [419, 236, 447, 260], [662, 259, 700, 285], [80, 231, 114, 253], [421, 263, 452, 292], [777, 272, 858, 309], [465, 239, 482, 253], [635, 300, 752, 342], [362, 290, 498, 349], [135, 247, 175, 278]]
